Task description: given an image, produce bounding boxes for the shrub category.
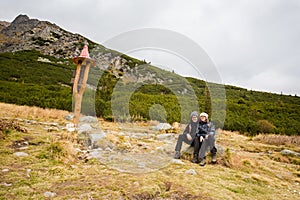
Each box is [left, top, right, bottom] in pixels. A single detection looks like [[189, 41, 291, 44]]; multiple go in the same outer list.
[[256, 120, 276, 133]]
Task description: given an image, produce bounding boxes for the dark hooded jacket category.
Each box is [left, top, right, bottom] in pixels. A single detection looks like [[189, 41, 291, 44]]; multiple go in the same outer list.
[[183, 112, 199, 139]]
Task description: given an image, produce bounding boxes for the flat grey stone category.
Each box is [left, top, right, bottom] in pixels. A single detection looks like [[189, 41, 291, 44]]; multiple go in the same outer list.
[[14, 152, 29, 157]]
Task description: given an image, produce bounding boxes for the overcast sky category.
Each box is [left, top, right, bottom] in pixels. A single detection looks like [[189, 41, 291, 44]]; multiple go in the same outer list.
[[1, 0, 300, 95]]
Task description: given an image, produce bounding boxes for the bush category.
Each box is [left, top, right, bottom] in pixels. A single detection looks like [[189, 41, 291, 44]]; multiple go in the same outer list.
[[256, 120, 276, 133]]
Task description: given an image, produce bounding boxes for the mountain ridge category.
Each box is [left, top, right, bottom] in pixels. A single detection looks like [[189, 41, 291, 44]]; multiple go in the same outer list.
[[0, 14, 300, 135]]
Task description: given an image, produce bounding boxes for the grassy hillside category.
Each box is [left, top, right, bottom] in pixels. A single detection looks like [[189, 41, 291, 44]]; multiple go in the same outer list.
[[0, 103, 299, 199], [0, 50, 300, 135]]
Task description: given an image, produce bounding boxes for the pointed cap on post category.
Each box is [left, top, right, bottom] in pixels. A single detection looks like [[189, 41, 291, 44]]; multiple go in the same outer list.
[[72, 44, 96, 66]]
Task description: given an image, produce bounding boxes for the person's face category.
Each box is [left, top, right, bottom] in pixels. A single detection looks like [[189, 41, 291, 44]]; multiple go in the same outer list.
[[192, 116, 198, 122], [200, 116, 207, 122]]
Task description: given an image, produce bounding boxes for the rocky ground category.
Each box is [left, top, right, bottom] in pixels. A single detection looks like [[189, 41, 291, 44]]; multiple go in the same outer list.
[[0, 103, 300, 199]]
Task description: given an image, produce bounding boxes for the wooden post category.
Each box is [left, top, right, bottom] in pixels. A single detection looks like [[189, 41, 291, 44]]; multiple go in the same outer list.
[[72, 44, 96, 127]]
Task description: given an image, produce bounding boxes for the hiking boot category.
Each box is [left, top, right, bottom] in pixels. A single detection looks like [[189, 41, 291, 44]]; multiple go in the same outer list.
[[199, 158, 206, 166], [174, 151, 181, 159], [212, 153, 217, 164], [192, 154, 199, 163]]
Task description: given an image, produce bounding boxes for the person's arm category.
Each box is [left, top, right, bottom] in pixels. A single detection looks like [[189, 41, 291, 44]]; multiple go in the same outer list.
[[208, 122, 215, 136], [183, 123, 190, 134]]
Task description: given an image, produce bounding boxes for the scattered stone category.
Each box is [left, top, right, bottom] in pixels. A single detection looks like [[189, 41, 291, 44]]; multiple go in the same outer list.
[[133, 181, 140, 187], [3, 182, 12, 187], [79, 116, 98, 123], [185, 169, 197, 175], [14, 152, 29, 157], [77, 123, 93, 134], [65, 123, 76, 132], [281, 149, 300, 157], [152, 123, 172, 131], [89, 130, 106, 147], [44, 191, 56, 198], [2, 169, 9, 172], [19, 146, 29, 150], [171, 159, 185, 165], [71, 165, 78, 169], [41, 122, 59, 127], [64, 114, 74, 121], [37, 57, 51, 63]]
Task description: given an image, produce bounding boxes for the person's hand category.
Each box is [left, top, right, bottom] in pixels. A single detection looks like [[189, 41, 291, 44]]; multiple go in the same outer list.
[[200, 136, 204, 142], [205, 134, 209, 139], [187, 133, 192, 141]]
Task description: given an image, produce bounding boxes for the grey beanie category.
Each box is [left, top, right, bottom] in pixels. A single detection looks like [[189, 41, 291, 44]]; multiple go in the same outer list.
[[190, 111, 199, 118]]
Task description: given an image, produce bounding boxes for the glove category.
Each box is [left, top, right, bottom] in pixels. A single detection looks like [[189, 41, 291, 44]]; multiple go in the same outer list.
[[187, 133, 192, 141]]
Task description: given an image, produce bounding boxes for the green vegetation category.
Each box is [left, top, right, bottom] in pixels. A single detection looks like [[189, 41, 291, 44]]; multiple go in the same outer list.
[[0, 50, 300, 135]]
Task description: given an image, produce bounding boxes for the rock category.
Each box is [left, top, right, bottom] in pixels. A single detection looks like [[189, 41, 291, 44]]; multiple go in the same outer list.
[[14, 152, 29, 157], [171, 159, 185, 165], [185, 169, 197, 175], [133, 181, 140, 187], [77, 123, 93, 134], [79, 116, 98, 123], [44, 191, 56, 198], [2, 169, 9, 172], [3, 182, 12, 187], [88, 131, 106, 149], [65, 123, 76, 132], [281, 149, 300, 157], [153, 123, 172, 131], [64, 114, 74, 121]]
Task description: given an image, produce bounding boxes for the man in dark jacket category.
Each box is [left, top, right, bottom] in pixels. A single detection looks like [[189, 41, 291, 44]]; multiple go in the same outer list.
[[174, 111, 199, 159], [193, 112, 217, 166]]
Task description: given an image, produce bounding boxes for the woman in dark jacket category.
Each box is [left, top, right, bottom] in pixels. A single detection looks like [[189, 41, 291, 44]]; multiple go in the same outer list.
[[174, 111, 199, 159], [194, 112, 217, 166]]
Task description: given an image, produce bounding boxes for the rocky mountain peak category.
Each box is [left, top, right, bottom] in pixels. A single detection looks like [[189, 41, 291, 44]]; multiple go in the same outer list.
[[0, 14, 88, 59], [11, 14, 30, 24]]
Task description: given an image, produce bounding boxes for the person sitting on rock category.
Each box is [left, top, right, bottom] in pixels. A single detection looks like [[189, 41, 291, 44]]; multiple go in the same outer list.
[[174, 111, 199, 159], [193, 112, 217, 166]]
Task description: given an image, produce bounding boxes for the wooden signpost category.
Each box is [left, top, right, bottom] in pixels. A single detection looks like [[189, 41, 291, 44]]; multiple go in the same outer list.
[[72, 44, 96, 127]]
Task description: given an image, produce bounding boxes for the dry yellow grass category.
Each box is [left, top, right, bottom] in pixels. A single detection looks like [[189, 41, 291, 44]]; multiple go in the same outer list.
[[0, 103, 300, 199], [253, 134, 300, 146], [0, 102, 70, 121]]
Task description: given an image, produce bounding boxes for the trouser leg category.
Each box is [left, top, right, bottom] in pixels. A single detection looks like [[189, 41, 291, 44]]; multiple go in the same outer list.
[[193, 136, 202, 155], [199, 139, 208, 159], [175, 134, 191, 151], [199, 135, 217, 158]]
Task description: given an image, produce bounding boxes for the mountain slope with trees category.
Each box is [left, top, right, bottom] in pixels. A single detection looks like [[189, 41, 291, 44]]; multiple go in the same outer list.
[[0, 15, 299, 135]]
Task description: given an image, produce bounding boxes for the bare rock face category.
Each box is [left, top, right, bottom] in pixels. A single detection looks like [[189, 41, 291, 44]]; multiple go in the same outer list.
[[1, 14, 39, 36], [0, 20, 10, 32], [0, 14, 86, 59]]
